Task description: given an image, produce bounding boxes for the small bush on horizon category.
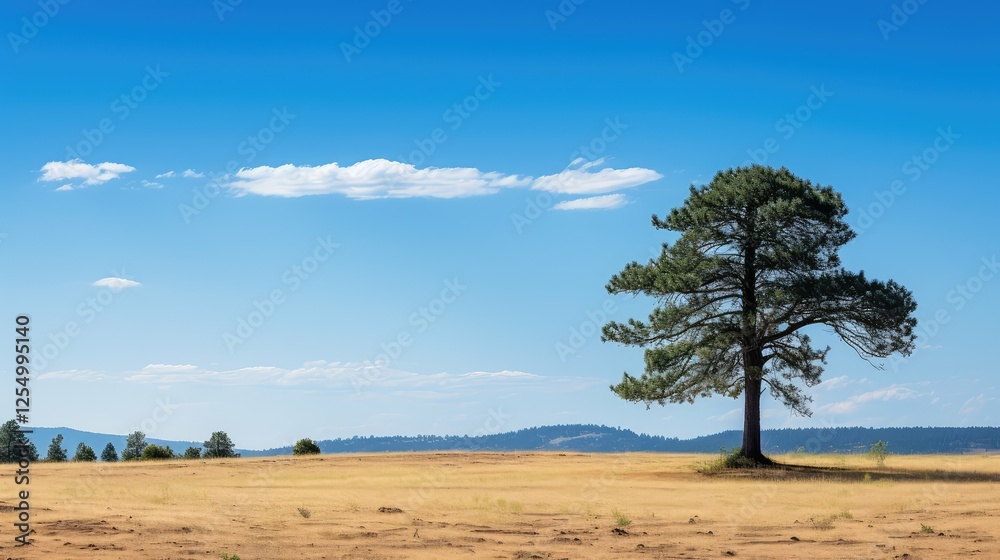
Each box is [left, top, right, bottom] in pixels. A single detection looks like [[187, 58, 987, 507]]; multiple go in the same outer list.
[[219, 554, 241, 560], [920, 524, 935, 533], [293, 438, 321, 455], [141, 444, 175, 460]]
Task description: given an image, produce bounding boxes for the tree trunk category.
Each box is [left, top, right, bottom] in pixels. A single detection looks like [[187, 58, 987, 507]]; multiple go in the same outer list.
[[741, 374, 764, 461], [740, 348, 770, 464]]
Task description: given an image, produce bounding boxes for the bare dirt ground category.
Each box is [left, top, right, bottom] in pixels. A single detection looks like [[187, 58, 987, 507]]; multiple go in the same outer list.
[[2, 452, 998, 559]]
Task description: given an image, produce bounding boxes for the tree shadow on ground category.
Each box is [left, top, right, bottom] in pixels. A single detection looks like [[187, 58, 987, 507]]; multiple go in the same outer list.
[[706, 462, 1000, 483]]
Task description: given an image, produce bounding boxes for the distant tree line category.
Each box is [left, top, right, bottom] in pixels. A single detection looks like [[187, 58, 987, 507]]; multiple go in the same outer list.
[[0, 422, 242, 462]]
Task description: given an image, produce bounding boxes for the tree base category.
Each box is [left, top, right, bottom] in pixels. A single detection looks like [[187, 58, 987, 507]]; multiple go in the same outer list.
[[704, 447, 776, 471]]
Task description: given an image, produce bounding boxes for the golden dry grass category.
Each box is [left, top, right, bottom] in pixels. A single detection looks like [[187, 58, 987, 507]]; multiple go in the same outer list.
[[2, 452, 999, 559]]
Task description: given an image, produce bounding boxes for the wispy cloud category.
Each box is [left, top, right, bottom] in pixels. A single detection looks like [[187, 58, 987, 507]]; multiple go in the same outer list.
[[815, 384, 920, 414], [182, 169, 205, 178], [99, 361, 600, 395], [155, 171, 176, 178], [36, 369, 108, 382], [39, 159, 135, 186], [960, 393, 996, 416], [553, 193, 629, 211], [92, 277, 142, 291], [531, 158, 662, 195]]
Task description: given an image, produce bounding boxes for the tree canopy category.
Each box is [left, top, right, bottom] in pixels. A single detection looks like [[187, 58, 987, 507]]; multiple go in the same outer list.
[[203, 431, 236, 458], [602, 165, 917, 462], [293, 438, 321, 455], [73, 442, 97, 462], [47, 434, 67, 462], [101, 442, 119, 462], [122, 431, 147, 461], [0, 420, 38, 463]]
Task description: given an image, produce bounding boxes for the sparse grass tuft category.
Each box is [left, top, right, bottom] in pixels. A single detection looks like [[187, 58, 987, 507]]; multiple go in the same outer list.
[[921, 524, 935, 533], [297, 507, 311, 519], [700, 447, 775, 473], [612, 509, 631, 527], [220, 554, 241, 560]]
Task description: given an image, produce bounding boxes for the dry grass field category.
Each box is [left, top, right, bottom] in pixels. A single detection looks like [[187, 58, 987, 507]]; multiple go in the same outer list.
[[2, 452, 999, 559]]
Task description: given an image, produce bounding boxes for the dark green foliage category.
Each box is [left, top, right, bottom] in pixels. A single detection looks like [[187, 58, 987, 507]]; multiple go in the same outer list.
[[101, 443, 118, 462], [603, 165, 917, 462], [0, 420, 39, 462], [203, 431, 236, 459], [141, 444, 175, 460], [122, 431, 147, 461], [183, 446, 202, 459], [293, 438, 321, 455], [73, 442, 97, 462], [47, 434, 68, 462]]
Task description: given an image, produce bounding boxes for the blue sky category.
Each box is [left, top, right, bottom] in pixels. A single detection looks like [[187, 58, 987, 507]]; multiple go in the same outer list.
[[1, 1, 998, 449]]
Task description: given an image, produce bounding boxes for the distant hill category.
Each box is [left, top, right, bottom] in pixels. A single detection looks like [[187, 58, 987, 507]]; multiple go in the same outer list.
[[24, 424, 1000, 460]]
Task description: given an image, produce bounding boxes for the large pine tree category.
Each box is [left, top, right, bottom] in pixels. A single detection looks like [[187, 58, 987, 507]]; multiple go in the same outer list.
[[602, 165, 917, 463]]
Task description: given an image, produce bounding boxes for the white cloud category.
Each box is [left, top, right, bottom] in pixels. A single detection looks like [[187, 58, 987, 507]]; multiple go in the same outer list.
[[553, 193, 628, 211], [815, 384, 920, 415], [531, 158, 663, 195], [225, 159, 530, 199], [141, 364, 199, 373], [55, 184, 74, 192], [114, 361, 594, 394], [224, 158, 661, 200], [155, 171, 176, 178], [39, 159, 135, 186], [92, 277, 142, 291], [182, 169, 205, 178], [37, 369, 107, 382], [819, 375, 856, 391], [141, 180, 163, 189]]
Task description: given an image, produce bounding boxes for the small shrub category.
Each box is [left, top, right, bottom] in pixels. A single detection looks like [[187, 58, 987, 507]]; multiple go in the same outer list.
[[920, 524, 934, 534], [612, 509, 631, 527], [811, 516, 835, 530], [220, 554, 241, 560], [297, 507, 311, 519], [141, 444, 175, 460], [867, 440, 889, 468]]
